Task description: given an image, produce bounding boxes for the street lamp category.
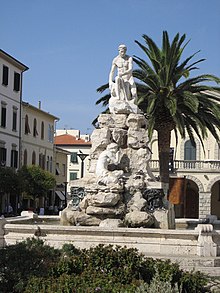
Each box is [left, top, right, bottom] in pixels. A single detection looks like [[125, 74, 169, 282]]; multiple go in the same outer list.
[[63, 181, 68, 208], [77, 152, 89, 178]]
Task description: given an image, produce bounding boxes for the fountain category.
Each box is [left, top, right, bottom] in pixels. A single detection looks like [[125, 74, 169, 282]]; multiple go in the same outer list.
[[61, 44, 175, 229], [1, 45, 220, 272]]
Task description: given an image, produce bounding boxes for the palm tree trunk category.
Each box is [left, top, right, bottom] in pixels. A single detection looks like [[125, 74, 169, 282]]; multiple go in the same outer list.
[[157, 127, 171, 187]]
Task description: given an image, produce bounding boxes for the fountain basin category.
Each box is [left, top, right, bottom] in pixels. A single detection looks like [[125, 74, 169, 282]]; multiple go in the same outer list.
[[1, 213, 220, 259]]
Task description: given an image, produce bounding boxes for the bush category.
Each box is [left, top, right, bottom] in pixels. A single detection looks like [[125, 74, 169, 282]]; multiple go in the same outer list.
[[0, 238, 60, 292], [0, 239, 209, 293]]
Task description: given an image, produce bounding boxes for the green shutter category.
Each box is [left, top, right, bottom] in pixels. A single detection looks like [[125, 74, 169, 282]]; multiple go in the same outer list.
[[70, 152, 78, 163], [70, 172, 77, 180]]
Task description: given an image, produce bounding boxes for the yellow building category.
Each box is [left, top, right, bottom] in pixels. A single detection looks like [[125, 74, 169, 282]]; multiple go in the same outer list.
[[21, 101, 60, 211]]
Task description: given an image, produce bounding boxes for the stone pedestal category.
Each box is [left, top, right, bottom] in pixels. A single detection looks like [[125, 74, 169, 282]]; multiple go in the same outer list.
[[63, 112, 175, 229], [154, 202, 176, 229]]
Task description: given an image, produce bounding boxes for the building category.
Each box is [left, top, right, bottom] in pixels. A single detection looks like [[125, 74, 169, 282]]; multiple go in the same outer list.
[[0, 49, 28, 169], [21, 101, 59, 169], [150, 112, 220, 219], [54, 146, 70, 209], [21, 101, 61, 210], [0, 50, 28, 213], [54, 129, 91, 193]]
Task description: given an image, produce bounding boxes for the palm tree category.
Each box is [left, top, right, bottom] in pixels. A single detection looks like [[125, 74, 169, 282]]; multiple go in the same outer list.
[[93, 83, 110, 127], [94, 31, 220, 188], [133, 31, 220, 186]]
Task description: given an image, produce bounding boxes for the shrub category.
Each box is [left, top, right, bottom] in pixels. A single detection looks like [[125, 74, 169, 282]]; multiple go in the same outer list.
[[0, 239, 209, 293], [180, 270, 209, 293], [0, 237, 60, 292], [52, 244, 154, 284]]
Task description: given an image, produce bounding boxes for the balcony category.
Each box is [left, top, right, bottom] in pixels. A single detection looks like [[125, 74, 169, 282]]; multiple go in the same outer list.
[[150, 160, 220, 173]]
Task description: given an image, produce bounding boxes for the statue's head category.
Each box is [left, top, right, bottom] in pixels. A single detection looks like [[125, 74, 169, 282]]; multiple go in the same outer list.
[[118, 44, 127, 56]]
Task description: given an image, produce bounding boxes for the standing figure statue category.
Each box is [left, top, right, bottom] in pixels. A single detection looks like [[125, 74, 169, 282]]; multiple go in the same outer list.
[[109, 44, 137, 101]]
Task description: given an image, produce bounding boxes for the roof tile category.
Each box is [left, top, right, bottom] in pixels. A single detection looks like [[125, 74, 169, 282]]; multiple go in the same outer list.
[[54, 134, 91, 145]]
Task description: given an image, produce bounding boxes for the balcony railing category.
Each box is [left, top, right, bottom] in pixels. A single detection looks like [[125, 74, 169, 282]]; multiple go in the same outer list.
[[150, 160, 220, 172]]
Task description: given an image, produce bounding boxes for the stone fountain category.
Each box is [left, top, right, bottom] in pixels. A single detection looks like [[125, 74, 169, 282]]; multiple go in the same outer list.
[[61, 44, 175, 229]]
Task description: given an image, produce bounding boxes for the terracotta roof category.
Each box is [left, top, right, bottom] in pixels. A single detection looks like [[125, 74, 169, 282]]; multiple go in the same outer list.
[[54, 134, 91, 146]]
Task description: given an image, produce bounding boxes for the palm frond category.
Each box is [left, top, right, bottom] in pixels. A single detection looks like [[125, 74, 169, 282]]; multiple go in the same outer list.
[[96, 83, 109, 93]]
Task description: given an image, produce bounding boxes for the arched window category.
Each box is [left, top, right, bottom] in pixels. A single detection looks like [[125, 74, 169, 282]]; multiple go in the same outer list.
[[51, 125, 54, 143], [48, 124, 54, 143], [25, 115, 30, 134], [46, 156, 49, 171], [32, 151, 36, 165], [184, 140, 196, 160], [39, 153, 46, 169], [23, 149, 27, 165], [48, 125, 51, 142], [41, 121, 44, 140], [33, 118, 38, 137]]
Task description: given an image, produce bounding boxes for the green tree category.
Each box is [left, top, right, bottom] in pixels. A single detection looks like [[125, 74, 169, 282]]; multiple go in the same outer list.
[[18, 165, 56, 205], [133, 31, 220, 185], [0, 167, 20, 194], [95, 32, 220, 187]]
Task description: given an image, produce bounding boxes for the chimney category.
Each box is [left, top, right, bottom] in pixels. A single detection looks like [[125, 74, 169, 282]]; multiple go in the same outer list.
[[38, 101, 41, 110]]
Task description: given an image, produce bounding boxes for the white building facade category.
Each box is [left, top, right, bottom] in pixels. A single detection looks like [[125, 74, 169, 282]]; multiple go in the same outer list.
[[0, 50, 28, 169]]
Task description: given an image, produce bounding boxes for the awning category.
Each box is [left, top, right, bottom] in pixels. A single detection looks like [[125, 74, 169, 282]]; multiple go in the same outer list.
[[55, 191, 65, 201]]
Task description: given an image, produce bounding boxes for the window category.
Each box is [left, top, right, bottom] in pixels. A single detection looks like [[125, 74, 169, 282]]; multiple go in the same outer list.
[[49, 156, 53, 172], [51, 125, 54, 143], [33, 118, 38, 137], [56, 163, 61, 175], [48, 125, 51, 142], [38, 153, 45, 169], [2, 65, 9, 86], [184, 140, 196, 168], [41, 121, 44, 139], [11, 149, 18, 168], [70, 172, 77, 180], [23, 149, 27, 165], [62, 164, 66, 176], [0, 147, 7, 166], [46, 156, 49, 171], [14, 72, 20, 91], [48, 124, 54, 143], [12, 107, 17, 131], [32, 151, 36, 165], [184, 140, 196, 160], [25, 115, 30, 134], [70, 152, 78, 163], [1, 104, 6, 127]]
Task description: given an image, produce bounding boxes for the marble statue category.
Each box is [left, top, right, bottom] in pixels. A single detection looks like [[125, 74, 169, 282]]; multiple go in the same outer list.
[[109, 44, 140, 114], [109, 44, 137, 101], [60, 43, 175, 229], [95, 143, 124, 185]]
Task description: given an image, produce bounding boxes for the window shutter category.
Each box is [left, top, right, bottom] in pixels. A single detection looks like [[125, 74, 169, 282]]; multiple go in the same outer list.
[[70, 152, 78, 163], [2, 65, 9, 86], [14, 72, 20, 91]]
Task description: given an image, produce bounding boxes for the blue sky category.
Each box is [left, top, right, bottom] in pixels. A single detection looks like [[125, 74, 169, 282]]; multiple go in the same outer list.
[[1, 0, 220, 134]]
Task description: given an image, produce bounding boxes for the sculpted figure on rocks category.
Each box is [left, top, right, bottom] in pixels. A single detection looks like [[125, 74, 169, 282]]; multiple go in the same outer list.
[[109, 44, 140, 114], [109, 44, 137, 101], [95, 143, 124, 186]]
